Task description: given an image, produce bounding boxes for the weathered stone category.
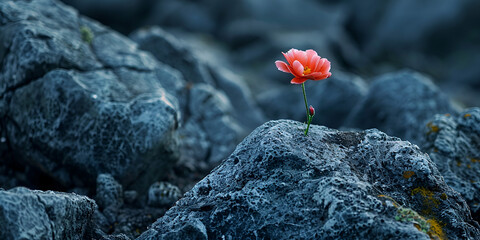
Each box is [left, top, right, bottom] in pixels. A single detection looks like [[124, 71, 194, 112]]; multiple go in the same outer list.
[[130, 27, 214, 85], [96, 174, 123, 210], [186, 84, 243, 165], [0, 187, 96, 240], [0, 0, 183, 192], [131, 26, 265, 131], [174, 83, 243, 168], [139, 120, 480, 240], [258, 71, 367, 128], [422, 108, 480, 221], [147, 182, 182, 208], [344, 70, 458, 145]]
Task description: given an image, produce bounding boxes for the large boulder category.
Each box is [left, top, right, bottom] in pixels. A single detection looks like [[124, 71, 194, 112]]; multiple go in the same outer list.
[[139, 120, 480, 239], [258, 71, 367, 128], [422, 108, 480, 221], [344, 70, 458, 145], [0, 0, 183, 192], [0, 187, 96, 240]]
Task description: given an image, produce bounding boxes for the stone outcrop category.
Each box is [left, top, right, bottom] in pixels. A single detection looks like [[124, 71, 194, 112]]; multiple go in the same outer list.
[[139, 120, 480, 240]]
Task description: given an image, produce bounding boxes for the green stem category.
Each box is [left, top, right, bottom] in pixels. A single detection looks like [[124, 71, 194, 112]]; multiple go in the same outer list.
[[301, 83, 311, 136], [301, 83, 309, 119], [306, 116, 312, 135]]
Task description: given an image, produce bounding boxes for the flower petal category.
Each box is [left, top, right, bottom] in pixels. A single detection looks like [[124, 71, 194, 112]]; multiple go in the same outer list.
[[291, 77, 307, 84], [314, 58, 326, 72], [308, 72, 331, 80], [319, 59, 331, 73], [292, 60, 304, 77], [294, 50, 308, 66], [275, 60, 291, 73], [282, 51, 294, 66], [306, 50, 317, 67], [309, 55, 321, 71]]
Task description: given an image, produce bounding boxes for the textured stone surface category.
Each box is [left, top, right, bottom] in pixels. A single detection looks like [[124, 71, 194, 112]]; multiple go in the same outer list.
[[422, 108, 480, 221], [96, 174, 123, 210], [176, 84, 243, 167], [131, 26, 265, 131], [139, 120, 480, 240], [0, 0, 182, 192], [147, 181, 182, 207], [345, 70, 458, 145], [258, 71, 367, 129], [0, 187, 96, 240]]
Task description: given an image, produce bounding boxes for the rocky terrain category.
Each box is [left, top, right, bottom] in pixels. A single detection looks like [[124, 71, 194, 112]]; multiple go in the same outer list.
[[0, 0, 479, 239]]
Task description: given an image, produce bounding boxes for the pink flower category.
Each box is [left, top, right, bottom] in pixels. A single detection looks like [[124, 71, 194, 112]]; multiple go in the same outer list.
[[275, 48, 332, 84], [309, 105, 315, 116]]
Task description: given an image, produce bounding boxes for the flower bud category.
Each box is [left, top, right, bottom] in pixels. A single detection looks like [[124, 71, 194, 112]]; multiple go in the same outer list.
[[309, 105, 315, 116]]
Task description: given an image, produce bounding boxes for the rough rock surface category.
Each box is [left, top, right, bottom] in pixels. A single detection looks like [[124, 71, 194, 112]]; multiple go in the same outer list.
[[0, 0, 183, 192], [258, 71, 367, 128], [147, 181, 182, 208], [344, 70, 458, 145], [96, 174, 123, 210], [139, 120, 480, 240], [131, 26, 265, 131], [422, 108, 480, 221], [0, 187, 96, 240]]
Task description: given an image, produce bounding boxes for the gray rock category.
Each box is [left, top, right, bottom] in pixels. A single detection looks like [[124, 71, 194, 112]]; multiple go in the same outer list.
[[185, 84, 243, 165], [0, 187, 96, 240], [96, 174, 123, 210], [131, 26, 265, 131], [344, 70, 458, 145], [258, 71, 367, 129], [123, 190, 138, 205], [0, 0, 183, 192], [130, 27, 214, 86], [131, 27, 266, 169], [139, 120, 480, 240], [147, 182, 182, 208], [421, 108, 480, 221]]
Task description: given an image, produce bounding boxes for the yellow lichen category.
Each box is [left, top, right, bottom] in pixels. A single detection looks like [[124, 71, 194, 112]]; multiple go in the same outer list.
[[464, 113, 472, 118], [444, 113, 451, 117], [471, 158, 480, 163], [411, 187, 440, 215], [426, 122, 440, 135], [382, 194, 447, 239], [427, 219, 446, 240], [456, 161, 462, 167], [440, 193, 448, 200], [403, 171, 415, 179]]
